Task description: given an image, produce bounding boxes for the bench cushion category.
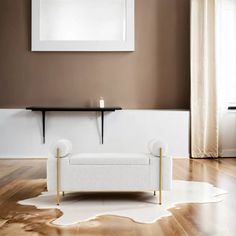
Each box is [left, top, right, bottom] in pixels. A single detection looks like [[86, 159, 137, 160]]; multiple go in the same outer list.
[[69, 153, 150, 165]]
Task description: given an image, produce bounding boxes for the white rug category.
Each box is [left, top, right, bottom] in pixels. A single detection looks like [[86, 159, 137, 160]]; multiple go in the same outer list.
[[19, 180, 227, 226]]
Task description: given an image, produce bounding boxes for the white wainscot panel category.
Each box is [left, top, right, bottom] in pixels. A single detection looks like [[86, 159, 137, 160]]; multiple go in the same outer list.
[[0, 109, 189, 158], [220, 111, 236, 157]]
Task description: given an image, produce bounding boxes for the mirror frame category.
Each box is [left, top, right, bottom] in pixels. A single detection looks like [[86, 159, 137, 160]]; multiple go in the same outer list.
[[31, 0, 135, 52]]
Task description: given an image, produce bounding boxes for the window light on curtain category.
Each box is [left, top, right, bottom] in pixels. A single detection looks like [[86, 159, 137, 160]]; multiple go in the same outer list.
[[217, 0, 236, 109]]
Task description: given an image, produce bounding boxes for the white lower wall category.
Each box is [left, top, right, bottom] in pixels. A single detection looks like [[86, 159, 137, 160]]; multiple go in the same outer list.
[[0, 109, 190, 158], [220, 110, 236, 157]]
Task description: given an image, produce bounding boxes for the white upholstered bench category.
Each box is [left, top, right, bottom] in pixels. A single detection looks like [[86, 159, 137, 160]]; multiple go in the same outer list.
[[47, 140, 172, 205]]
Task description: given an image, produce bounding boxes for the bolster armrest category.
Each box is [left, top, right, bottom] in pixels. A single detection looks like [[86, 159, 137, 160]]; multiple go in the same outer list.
[[50, 139, 72, 158], [148, 140, 168, 157]]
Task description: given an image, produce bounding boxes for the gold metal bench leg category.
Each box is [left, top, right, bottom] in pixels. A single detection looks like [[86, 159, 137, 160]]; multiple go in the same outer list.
[[159, 148, 163, 205], [62, 191, 65, 197], [56, 148, 60, 205]]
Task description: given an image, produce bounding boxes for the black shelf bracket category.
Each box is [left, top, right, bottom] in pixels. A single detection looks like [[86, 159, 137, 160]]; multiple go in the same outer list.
[[42, 110, 46, 144]]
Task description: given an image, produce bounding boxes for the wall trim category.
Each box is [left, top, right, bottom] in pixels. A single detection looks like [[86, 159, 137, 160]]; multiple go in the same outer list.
[[220, 149, 236, 157], [173, 156, 189, 159], [0, 156, 189, 159], [0, 156, 47, 159]]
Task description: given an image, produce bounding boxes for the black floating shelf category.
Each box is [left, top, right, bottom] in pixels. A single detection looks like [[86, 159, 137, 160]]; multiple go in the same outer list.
[[26, 106, 122, 144]]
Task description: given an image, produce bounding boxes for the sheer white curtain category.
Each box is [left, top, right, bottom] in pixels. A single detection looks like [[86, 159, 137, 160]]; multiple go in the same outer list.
[[191, 0, 219, 158], [191, 0, 236, 158]]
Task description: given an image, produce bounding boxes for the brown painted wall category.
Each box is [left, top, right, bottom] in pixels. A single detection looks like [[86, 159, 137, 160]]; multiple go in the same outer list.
[[0, 0, 190, 109]]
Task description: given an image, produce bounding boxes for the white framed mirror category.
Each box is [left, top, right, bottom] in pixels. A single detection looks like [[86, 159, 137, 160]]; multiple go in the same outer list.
[[32, 0, 135, 51]]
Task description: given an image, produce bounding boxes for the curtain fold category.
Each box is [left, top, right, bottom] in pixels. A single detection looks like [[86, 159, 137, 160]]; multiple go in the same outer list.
[[191, 0, 219, 158]]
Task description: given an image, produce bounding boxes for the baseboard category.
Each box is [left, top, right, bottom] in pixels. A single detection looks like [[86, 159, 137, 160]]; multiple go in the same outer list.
[[0, 156, 47, 159], [0, 156, 189, 159], [220, 149, 236, 157], [173, 156, 189, 159]]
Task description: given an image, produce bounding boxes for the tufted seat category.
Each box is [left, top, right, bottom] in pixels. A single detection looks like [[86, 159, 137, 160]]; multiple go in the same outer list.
[[69, 153, 151, 165]]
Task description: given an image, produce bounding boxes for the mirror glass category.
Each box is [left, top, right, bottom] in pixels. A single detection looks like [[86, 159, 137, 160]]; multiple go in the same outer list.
[[40, 0, 126, 41]]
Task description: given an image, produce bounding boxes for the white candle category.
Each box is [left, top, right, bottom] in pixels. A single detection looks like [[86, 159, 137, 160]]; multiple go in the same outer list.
[[99, 97, 104, 108]]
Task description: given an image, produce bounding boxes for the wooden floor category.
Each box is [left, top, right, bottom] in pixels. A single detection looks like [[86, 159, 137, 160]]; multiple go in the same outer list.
[[0, 158, 236, 236]]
